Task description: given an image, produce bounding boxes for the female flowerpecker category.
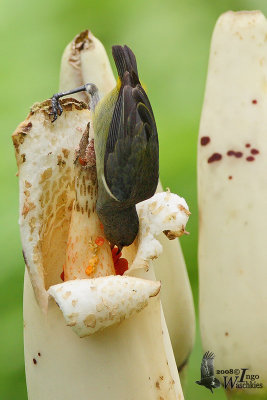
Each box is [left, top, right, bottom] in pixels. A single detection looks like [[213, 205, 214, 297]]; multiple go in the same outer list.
[[51, 45, 159, 251]]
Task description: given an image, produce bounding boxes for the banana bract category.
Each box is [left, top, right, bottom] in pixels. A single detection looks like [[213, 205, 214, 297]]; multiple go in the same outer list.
[[198, 10, 267, 399], [13, 30, 194, 399], [60, 32, 195, 377]]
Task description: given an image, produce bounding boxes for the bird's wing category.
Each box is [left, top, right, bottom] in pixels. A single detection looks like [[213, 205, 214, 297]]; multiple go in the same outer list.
[[104, 83, 158, 204], [200, 351, 215, 379]]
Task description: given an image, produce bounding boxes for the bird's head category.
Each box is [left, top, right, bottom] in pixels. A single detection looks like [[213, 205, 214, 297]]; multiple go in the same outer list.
[[97, 203, 139, 250]]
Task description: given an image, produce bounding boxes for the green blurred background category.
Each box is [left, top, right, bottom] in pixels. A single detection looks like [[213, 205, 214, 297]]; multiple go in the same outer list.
[[1, 0, 267, 398]]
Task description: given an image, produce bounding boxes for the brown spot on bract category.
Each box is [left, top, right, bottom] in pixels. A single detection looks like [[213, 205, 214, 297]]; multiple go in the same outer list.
[[225, 332, 229, 336], [22, 201, 36, 218], [29, 217, 36, 234], [178, 204, 191, 216], [33, 358, 37, 365], [252, 99, 257, 104], [57, 155, 66, 166], [228, 176, 233, 180], [163, 230, 181, 240], [63, 291, 71, 299], [67, 313, 79, 327], [21, 122, 32, 134], [245, 143, 251, 148], [155, 381, 160, 389], [38, 352, 41, 357], [62, 148, 70, 158], [246, 156, 255, 162], [84, 314, 96, 328], [39, 168, 52, 184]]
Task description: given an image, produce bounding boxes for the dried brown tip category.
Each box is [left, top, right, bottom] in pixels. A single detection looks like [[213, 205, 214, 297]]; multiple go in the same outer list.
[[178, 204, 191, 216], [69, 30, 94, 68]]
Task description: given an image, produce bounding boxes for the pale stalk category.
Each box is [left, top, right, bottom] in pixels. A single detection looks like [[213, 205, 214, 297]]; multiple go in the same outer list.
[[198, 10, 267, 399], [64, 127, 115, 280]]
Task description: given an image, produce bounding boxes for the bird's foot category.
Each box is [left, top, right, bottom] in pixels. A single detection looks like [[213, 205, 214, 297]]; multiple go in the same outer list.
[[50, 94, 63, 122], [50, 83, 99, 123]]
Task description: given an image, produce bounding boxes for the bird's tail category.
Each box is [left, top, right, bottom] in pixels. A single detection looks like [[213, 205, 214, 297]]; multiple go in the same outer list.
[[112, 45, 139, 80]]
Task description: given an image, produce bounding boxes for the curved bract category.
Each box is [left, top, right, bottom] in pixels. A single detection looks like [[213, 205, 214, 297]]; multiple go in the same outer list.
[[198, 11, 267, 399]]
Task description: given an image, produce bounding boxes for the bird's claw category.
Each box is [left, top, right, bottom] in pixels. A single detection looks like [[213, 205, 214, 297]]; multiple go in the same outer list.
[[50, 95, 63, 123]]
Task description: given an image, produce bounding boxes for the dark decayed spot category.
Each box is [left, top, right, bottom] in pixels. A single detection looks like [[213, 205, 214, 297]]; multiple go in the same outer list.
[[208, 153, 222, 163], [228, 176, 233, 180], [252, 99, 257, 104], [227, 150, 243, 158], [33, 358, 37, 365], [245, 143, 251, 148], [227, 150, 235, 156], [38, 352, 41, 357], [200, 136, 210, 146], [251, 148, 259, 155], [246, 156, 255, 162]]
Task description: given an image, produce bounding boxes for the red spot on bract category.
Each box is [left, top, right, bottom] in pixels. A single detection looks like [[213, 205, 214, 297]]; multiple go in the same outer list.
[[78, 156, 87, 166], [227, 150, 243, 158], [111, 247, 128, 275], [60, 265, 65, 281], [111, 247, 122, 264], [246, 156, 255, 162], [33, 358, 37, 365], [251, 148, 259, 155], [95, 236, 105, 246], [228, 176, 233, 180], [200, 136, 210, 146], [208, 153, 222, 163], [245, 143, 251, 148], [252, 99, 257, 104], [114, 258, 128, 275], [227, 150, 235, 156]]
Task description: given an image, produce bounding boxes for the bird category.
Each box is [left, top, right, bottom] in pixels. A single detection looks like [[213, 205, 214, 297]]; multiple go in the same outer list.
[[195, 351, 221, 394], [51, 45, 159, 252]]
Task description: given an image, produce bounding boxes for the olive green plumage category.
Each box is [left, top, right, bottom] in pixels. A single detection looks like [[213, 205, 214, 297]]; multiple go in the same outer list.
[[93, 45, 159, 249]]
